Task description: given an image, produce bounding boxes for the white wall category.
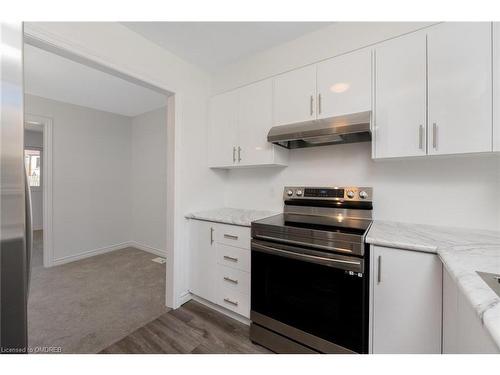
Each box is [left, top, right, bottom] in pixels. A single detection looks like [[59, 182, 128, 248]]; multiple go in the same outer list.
[[25, 94, 133, 262], [131, 106, 167, 253], [215, 22, 500, 231], [225, 143, 500, 230], [24, 129, 44, 230], [24, 129, 43, 148]]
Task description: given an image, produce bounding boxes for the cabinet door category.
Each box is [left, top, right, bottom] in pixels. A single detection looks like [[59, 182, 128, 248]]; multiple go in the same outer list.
[[208, 91, 238, 167], [189, 220, 217, 302], [273, 65, 317, 126], [317, 49, 372, 119], [372, 246, 442, 354], [237, 79, 275, 166], [428, 22, 492, 155], [374, 32, 427, 158]]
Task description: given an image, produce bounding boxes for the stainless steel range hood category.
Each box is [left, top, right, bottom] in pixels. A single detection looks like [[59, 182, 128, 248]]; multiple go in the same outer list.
[[267, 111, 372, 149]]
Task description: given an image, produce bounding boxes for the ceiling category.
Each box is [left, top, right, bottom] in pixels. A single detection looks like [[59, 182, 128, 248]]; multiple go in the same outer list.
[[122, 22, 332, 72], [24, 45, 168, 117]]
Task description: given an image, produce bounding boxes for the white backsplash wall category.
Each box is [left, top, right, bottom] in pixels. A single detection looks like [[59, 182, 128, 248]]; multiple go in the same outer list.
[[224, 143, 500, 231]]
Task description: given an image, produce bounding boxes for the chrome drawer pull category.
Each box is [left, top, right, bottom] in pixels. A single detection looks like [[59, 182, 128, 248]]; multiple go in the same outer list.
[[224, 276, 238, 284], [223, 298, 238, 306], [223, 255, 238, 262], [223, 234, 238, 240]]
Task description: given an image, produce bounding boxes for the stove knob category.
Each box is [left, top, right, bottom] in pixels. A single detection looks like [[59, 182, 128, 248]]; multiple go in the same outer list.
[[359, 191, 368, 199], [347, 190, 355, 199], [296, 189, 303, 196], [287, 189, 294, 197]]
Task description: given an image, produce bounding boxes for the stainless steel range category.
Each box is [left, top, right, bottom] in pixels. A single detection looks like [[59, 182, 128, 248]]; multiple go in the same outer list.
[[250, 186, 373, 354]]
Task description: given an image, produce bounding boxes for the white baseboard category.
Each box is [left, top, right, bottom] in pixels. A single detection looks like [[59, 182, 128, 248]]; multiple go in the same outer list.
[[187, 293, 251, 326], [129, 241, 167, 257], [52, 241, 132, 266], [178, 290, 192, 306], [50, 240, 166, 267]]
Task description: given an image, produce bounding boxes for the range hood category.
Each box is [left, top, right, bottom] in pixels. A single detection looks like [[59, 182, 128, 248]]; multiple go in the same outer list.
[[267, 111, 372, 149]]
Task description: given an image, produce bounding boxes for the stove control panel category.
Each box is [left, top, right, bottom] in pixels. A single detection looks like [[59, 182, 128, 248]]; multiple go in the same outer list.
[[283, 186, 372, 202]]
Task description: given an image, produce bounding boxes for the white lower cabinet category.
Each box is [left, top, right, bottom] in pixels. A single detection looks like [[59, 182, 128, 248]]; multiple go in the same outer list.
[[188, 220, 217, 302], [189, 219, 251, 319], [442, 267, 499, 353], [371, 246, 443, 353]]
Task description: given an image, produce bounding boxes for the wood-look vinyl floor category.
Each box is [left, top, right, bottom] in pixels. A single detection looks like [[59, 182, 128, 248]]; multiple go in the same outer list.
[[100, 300, 272, 354]]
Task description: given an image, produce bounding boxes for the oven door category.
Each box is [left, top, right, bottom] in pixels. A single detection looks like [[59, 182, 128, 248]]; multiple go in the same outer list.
[[251, 239, 369, 354]]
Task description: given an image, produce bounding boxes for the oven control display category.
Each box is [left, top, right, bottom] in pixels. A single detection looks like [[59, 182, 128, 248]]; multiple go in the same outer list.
[[304, 188, 344, 198]]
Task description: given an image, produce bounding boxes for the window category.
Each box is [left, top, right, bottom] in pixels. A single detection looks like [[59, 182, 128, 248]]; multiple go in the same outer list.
[[24, 149, 41, 188]]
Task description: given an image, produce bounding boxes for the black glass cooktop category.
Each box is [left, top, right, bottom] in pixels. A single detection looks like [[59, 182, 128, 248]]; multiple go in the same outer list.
[[252, 213, 371, 236]]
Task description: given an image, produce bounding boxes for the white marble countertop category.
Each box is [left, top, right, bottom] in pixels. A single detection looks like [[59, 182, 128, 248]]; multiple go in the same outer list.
[[185, 207, 278, 227], [366, 220, 500, 349]]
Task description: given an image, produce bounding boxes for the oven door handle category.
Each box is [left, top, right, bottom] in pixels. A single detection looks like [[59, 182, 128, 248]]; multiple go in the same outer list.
[[251, 241, 362, 273]]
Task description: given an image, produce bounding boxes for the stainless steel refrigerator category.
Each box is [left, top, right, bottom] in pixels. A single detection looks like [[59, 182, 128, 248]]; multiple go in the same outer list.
[[0, 22, 32, 353]]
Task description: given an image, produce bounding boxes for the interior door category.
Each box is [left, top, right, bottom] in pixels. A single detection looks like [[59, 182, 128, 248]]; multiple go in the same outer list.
[[427, 22, 492, 155], [317, 49, 372, 119], [273, 65, 317, 126], [208, 91, 238, 167], [371, 246, 442, 354], [237, 79, 274, 166], [374, 32, 427, 158], [189, 220, 217, 302]]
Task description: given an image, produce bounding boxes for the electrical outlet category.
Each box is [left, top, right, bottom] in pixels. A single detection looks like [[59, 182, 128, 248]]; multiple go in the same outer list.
[[152, 257, 166, 264]]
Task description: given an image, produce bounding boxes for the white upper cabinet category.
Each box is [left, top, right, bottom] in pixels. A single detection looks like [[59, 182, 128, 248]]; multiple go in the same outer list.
[[427, 22, 492, 155], [237, 79, 279, 166], [208, 90, 238, 168], [317, 49, 372, 119], [374, 32, 427, 158], [208, 78, 288, 169], [273, 65, 317, 126]]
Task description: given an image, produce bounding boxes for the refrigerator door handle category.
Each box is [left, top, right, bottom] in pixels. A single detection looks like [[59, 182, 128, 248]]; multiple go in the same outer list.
[[24, 167, 32, 288]]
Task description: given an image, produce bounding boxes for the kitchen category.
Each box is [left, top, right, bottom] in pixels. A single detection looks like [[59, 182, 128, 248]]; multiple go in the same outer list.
[[1, 7, 500, 373], [184, 21, 500, 354]]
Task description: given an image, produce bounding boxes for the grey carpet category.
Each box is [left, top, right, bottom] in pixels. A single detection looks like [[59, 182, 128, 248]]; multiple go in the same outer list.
[[28, 236, 168, 353]]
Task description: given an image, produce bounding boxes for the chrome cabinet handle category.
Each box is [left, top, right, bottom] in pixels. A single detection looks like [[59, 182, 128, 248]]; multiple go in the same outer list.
[[310, 95, 314, 116], [223, 298, 238, 306], [223, 276, 238, 284], [210, 227, 214, 245], [377, 255, 382, 284], [318, 93, 322, 115], [232, 146, 236, 163], [432, 123, 438, 150], [223, 255, 238, 262], [223, 234, 238, 240], [237, 146, 242, 162]]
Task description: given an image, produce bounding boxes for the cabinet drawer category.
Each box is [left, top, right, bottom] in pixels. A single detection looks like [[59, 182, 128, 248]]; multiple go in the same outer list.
[[215, 223, 250, 250], [216, 243, 250, 272], [216, 284, 250, 318], [216, 264, 250, 296]]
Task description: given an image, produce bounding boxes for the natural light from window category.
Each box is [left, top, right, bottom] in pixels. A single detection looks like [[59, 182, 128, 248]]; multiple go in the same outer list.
[[24, 149, 41, 187]]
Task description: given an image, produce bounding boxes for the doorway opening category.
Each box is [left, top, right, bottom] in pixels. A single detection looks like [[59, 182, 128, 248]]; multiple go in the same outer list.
[[23, 39, 176, 353]]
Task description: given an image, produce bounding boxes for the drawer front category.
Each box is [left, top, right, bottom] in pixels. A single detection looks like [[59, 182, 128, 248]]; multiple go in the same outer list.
[[216, 243, 250, 272], [215, 223, 251, 250], [216, 264, 250, 296], [216, 284, 250, 318]]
